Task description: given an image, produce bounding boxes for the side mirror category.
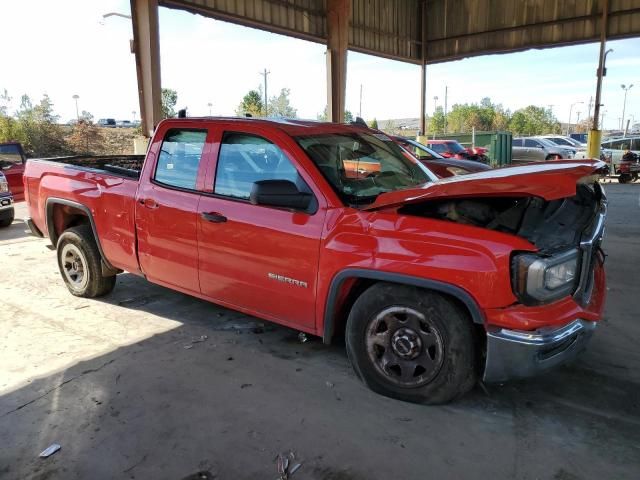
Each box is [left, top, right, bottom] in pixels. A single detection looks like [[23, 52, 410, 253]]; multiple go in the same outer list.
[[250, 179, 313, 211]]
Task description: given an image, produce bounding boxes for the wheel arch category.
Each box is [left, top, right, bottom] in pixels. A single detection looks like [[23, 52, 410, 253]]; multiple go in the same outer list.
[[322, 269, 485, 344], [46, 197, 116, 272]]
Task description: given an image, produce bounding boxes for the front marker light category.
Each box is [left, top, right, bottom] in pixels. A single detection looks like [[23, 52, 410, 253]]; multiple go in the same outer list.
[[513, 249, 579, 304]]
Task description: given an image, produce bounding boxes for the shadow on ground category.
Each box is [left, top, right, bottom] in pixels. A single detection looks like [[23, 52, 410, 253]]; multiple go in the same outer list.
[[1, 186, 640, 479]]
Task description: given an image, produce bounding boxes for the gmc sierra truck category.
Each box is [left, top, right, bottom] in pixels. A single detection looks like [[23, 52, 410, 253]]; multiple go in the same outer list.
[[24, 118, 607, 404]]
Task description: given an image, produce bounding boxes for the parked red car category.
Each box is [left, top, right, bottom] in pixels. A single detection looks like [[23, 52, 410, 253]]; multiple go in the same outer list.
[[0, 142, 27, 201], [426, 139, 488, 163], [24, 118, 607, 404], [392, 136, 491, 178]]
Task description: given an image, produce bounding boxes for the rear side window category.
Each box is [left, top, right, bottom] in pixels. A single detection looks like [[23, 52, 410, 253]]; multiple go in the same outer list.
[[154, 129, 207, 190], [512, 139, 522, 147], [214, 132, 302, 200], [524, 139, 540, 148]]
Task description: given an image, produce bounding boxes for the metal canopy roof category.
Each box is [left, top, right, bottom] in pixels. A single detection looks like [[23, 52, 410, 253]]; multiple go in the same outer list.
[[160, 0, 640, 64]]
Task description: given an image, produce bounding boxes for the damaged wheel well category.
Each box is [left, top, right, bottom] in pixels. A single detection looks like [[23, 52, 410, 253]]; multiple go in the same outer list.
[[323, 269, 485, 345]]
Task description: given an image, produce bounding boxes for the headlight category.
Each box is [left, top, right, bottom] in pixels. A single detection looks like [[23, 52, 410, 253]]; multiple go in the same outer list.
[[512, 249, 579, 304], [0, 175, 8, 193]]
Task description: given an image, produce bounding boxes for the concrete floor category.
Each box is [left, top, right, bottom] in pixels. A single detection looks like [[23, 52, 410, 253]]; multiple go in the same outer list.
[[1, 185, 639, 480]]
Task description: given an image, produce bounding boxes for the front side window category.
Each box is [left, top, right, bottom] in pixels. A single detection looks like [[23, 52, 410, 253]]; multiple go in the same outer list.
[[429, 143, 447, 154], [524, 139, 541, 148], [154, 129, 207, 190], [296, 132, 432, 206], [0, 144, 23, 169], [214, 132, 302, 200]]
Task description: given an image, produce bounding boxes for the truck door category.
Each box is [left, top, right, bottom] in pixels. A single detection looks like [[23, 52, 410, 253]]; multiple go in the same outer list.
[[197, 129, 325, 329], [135, 127, 211, 293], [0, 143, 26, 200]]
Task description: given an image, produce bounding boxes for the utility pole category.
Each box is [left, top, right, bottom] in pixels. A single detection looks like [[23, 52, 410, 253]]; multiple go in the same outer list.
[[444, 86, 448, 134], [621, 84, 633, 132], [359, 84, 363, 118], [587, 96, 593, 122], [260, 68, 270, 116], [72, 94, 80, 121], [567, 101, 583, 135], [600, 110, 607, 128], [547, 104, 554, 113], [576, 111, 581, 126], [207, 102, 212, 116], [132, 110, 137, 121], [432, 96, 438, 139]]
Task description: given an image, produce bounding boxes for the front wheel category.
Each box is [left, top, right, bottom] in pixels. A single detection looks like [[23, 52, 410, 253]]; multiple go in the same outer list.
[[0, 211, 14, 228], [346, 283, 476, 404], [56, 225, 116, 297]]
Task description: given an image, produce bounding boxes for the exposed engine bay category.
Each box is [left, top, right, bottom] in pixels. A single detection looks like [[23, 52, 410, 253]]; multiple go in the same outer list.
[[400, 182, 602, 253]]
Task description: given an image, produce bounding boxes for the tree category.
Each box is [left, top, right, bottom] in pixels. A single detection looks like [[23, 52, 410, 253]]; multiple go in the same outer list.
[[344, 110, 354, 123], [429, 106, 446, 135], [508, 105, 560, 136], [79, 110, 94, 123], [236, 89, 263, 117], [67, 120, 103, 155], [369, 118, 379, 129], [268, 88, 297, 118], [161, 88, 178, 119], [15, 94, 68, 156]]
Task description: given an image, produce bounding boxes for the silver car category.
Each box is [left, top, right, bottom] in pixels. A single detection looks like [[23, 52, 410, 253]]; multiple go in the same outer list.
[[512, 137, 575, 164], [541, 135, 588, 159]]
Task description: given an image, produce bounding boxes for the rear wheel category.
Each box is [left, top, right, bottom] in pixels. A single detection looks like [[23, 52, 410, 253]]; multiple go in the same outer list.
[[619, 173, 632, 184], [56, 225, 116, 297], [346, 283, 476, 404], [546, 154, 562, 161]]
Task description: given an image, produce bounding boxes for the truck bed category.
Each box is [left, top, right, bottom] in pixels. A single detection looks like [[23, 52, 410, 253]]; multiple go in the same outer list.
[[34, 155, 145, 179]]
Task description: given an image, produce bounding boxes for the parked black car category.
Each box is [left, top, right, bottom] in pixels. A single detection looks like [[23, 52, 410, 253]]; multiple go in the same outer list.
[[97, 118, 117, 128], [0, 171, 15, 228]]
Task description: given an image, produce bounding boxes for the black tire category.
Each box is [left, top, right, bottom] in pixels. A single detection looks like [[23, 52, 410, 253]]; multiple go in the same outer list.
[[56, 224, 116, 297], [545, 154, 561, 161], [346, 283, 476, 405], [0, 211, 13, 228]]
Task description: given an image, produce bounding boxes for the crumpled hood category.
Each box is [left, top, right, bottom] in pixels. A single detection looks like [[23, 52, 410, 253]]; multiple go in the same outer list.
[[363, 160, 605, 211]]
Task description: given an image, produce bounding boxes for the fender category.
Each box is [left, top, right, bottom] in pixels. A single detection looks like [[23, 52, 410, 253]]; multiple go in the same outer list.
[[322, 268, 486, 344], [45, 197, 117, 273]]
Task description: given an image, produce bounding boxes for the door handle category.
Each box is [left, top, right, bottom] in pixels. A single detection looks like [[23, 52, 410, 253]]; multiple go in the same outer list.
[[139, 198, 159, 209], [201, 212, 227, 223]]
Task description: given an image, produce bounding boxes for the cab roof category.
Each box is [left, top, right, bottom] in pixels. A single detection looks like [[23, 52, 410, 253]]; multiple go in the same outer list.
[[160, 116, 372, 137]]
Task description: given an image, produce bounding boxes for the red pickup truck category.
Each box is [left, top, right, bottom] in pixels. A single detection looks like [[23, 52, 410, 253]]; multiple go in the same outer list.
[[24, 118, 607, 404]]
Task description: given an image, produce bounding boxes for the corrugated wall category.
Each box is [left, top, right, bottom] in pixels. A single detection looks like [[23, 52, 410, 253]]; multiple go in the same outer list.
[[160, 0, 640, 63], [425, 0, 640, 62]]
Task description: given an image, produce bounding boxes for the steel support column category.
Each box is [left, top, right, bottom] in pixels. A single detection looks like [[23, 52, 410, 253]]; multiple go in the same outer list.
[[589, 0, 609, 158], [419, 0, 428, 136], [131, 0, 162, 137], [326, 0, 350, 123]]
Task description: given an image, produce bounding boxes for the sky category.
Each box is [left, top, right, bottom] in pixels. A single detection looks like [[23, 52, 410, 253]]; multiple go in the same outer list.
[[1, 0, 639, 130]]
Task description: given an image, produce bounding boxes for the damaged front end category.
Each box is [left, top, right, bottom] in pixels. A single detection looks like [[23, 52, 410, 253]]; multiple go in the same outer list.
[[399, 180, 607, 383], [399, 181, 606, 307]]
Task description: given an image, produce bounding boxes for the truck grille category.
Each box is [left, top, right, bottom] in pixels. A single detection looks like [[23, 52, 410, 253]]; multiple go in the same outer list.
[[573, 183, 607, 306]]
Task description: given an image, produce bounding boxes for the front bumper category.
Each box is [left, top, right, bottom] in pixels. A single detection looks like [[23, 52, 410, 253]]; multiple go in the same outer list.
[[483, 319, 596, 383]]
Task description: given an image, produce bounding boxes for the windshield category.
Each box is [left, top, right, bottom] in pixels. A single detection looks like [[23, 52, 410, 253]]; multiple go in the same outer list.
[[447, 141, 466, 153], [545, 137, 573, 147], [296, 132, 434, 206], [0, 144, 23, 169], [397, 138, 443, 160]]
